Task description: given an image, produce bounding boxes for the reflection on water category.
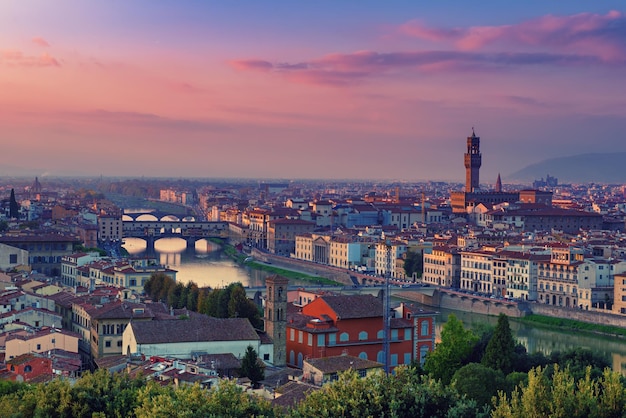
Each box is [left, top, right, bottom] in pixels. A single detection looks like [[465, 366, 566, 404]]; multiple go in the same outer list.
[[122, 237, 298, 289], [436, 308, 626, 375]]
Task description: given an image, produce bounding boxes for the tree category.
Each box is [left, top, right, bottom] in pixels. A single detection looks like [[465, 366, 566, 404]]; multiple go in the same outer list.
[[9, 188, 19, 219], [403, 250, 423, 279], [452, 363, 507, 407], [239, 345, 264, 388], [292, 367, 488, 418], [482, 313, 516, 374], [424, 314, 479, 385], [228, 285, 262, 328], [492, 366, 626, 418]]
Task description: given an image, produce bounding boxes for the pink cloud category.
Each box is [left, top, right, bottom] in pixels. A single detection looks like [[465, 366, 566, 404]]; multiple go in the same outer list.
[[397, 10, 626, 62], [32, 37, 50, 47], [0, 50, 60, 67], [230, 11, 625, 87], [229, 59, 274, 72], [230, 49, 602, 86]]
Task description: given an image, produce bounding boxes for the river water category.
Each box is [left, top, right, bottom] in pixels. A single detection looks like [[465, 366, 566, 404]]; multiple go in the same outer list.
[[123, 237, 626, 374]]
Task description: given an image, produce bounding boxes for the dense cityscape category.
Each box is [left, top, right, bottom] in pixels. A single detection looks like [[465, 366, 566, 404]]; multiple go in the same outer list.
[[0, 130, 625, 415], [3, 1, 626, 416]]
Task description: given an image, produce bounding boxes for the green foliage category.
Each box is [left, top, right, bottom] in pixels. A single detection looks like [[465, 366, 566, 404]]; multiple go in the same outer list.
[[134, 379, 276, 418], [0, 220, 8, 232], [452, 363, 507, 407], [144, 275, 263, 329], [520, 314, 626, 338], [482, 314, 516, 374], [424, 314, 479, 385], [403, 250, 423, 279], [292, 367, 489, 418], [9, 188, 19, 219], [492, 366, 626, 418], [547, 348, 611, 382], [74, 245, 107, 256], [239, 345, 265, 387]]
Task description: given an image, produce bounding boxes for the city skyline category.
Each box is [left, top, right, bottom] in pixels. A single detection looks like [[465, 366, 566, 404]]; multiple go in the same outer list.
[[1, 1, 625, 182]]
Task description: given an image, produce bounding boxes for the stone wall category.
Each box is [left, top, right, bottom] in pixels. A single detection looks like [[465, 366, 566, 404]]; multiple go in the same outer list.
[[250, 248, 353, 286], [412, 288, 626, 326], [530, 303, 626, 328]]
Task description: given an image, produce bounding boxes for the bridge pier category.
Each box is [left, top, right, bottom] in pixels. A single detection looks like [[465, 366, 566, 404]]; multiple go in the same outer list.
[[186, 237, 196, 251], [145, 236, 156, 253]]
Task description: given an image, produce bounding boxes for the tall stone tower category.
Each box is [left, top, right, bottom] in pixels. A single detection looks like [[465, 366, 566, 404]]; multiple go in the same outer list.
[[464, 128, 482, 192], [265, 275, 288, 367]]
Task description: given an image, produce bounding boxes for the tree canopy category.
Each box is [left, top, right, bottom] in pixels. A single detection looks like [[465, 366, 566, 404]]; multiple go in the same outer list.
[[423, 313, 479, 385], [482, 313, 517, 374]]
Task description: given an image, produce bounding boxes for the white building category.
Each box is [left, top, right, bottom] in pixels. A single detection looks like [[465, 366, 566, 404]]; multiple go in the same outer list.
[[122, 316, 274, 364]]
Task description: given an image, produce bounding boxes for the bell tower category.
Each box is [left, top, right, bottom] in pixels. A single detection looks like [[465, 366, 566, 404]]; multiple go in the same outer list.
[[265, 275, 288, 367], [464, 128, 482, 192]]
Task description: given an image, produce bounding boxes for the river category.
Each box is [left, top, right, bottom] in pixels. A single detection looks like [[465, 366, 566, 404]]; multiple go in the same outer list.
[[122, 237, 308, 288], [123, 237, 626, 375]]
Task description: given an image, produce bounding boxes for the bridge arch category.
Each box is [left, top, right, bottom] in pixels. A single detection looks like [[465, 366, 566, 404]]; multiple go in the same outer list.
[[160, 215, 180, 222], [136, 214, 158, 222]]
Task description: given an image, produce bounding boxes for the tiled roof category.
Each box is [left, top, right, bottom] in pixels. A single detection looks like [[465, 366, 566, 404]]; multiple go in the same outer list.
[[305, 355, 382, 373], [314, 294, 383, 319], [129, 316, 259, 344]]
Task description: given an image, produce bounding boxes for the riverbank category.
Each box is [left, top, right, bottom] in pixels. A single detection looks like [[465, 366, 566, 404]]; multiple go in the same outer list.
[[216, 240, 341, 286], [517, 314, 626, 338]]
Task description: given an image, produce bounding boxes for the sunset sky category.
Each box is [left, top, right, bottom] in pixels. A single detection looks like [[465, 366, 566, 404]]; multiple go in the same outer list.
[[1, 1, 625, 183]]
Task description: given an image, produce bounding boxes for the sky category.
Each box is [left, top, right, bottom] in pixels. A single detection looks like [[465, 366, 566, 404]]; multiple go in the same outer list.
[[1, 1, 625, 183]]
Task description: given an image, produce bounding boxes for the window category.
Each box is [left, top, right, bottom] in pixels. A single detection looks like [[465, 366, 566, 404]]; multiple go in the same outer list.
[[404, 353, 412, 365], [421, 320, 430, 336], [405, 328, 412, 340], [391, 354, 398, 366], [391, 329, 398, 341], [9, 254, 17, 264], [358, 369, 367, 378], [263, 353, 270, 361], [340, 332, 349, 342], [298, 331, 303, 344], [105, 341, 111, 348], [308, 334, 312, 346], [317, 334, 325, 347], [329, 333, 336, 345], [290, 329, 295, 341], [359, 352, 368, 360], [358, 331, 368, 341], [117, 340, 122, 347], [377, 330, 384, 339], [24, 365, 32, 373]]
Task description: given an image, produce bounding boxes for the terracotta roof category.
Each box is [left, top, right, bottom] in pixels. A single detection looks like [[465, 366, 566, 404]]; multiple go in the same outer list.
[[272, 381, 319, 409], [129, 316, 259, 345], [305, 355, 382, 373], [313, 294, 383, 319]]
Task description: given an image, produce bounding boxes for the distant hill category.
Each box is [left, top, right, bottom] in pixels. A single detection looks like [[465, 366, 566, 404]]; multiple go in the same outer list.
[[508, 152, 626, 184]]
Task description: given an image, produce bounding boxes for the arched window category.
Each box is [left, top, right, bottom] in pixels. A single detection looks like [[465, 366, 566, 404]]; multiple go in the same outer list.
[[340, 332, 349, 342], [377, 330, 384, 339], [359, 352, 368, 360], [377, 351, 385, 363], [289, 350, 295, 366], [24, 365, 32, 373], [358, 331, 368, 341], [297, 352, 304, 368]]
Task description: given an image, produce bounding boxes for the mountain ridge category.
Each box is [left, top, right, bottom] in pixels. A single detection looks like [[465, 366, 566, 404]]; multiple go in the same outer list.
[[508, 152, 626, 184]]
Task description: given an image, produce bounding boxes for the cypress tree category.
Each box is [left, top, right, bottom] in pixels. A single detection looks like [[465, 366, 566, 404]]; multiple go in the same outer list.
[[9, 188, 19, 219], [482, 313, 516, 374]]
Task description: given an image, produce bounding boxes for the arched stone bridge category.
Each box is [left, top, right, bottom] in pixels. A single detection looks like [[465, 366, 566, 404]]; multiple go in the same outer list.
[[122, 211, 196, 222], [122, 220, 229, 250]]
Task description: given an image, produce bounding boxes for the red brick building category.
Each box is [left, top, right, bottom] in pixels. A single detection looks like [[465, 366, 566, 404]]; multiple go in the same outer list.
[[286, 294, 433, 370]]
